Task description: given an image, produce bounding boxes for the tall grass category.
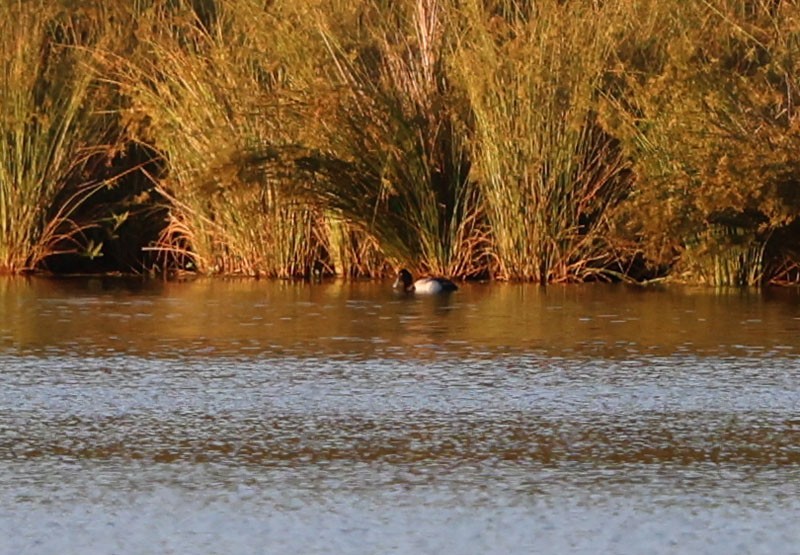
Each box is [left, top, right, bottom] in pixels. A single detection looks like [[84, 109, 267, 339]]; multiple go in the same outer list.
[[0, 2, 118, 273], [324, 217, 388, 278], [2, 0, 800, 284], [680, 223, 766, 286], [310, 0, 488, 277], [112, 0, 324, 277], [454, 0, 631, 283]]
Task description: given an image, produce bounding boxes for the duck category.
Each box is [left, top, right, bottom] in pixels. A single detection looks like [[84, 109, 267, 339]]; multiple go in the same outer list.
[[393, 268, 458, 294]]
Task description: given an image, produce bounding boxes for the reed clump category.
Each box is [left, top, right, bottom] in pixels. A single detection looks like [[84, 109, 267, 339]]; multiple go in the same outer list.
[[109, 0, 331, 277], [454, 0, 632, 283], [305, 0, 488, 278], [0, 2, 122, 273]]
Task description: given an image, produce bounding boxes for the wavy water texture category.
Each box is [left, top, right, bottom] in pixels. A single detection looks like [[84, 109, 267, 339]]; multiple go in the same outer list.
[[2, 279, 800, 554]]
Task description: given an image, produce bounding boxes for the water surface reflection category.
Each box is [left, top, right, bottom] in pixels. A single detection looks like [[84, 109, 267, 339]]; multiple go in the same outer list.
[[4, 277, 800, 359], [1, 277, 799, 554]]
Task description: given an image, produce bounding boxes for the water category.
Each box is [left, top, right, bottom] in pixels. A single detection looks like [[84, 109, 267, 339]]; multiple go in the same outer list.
[[1, 277, 800, 554]]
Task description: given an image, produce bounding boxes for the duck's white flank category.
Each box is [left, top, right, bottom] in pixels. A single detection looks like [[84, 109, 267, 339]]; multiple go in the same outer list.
[[393, 269, 458, 294]]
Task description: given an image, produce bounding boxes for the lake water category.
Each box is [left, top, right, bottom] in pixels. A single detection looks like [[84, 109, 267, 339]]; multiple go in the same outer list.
[[1, 277, 800, 554]]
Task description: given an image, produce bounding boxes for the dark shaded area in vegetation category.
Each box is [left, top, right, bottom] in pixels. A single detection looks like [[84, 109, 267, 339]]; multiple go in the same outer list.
[[1, 0, 799, 285], [42, 143, 168, 274]]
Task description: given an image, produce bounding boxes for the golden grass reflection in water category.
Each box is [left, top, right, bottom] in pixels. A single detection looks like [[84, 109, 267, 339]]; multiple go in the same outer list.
[[2, 277, 800, 554], [3, 276, 800, 358]]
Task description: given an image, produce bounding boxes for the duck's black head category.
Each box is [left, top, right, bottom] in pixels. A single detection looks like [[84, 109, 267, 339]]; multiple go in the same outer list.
[[393, 268, 414, 291]]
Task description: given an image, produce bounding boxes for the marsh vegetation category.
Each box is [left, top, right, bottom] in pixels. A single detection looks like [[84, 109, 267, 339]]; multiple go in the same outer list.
[[1, 0, 798, 285]]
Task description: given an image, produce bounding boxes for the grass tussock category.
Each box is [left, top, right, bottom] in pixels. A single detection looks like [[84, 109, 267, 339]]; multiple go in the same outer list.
[[0, 2, 121, 273], [110, 0, 327, 277], [454, 0, 632, 283], [305, 0, 488, 277]]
